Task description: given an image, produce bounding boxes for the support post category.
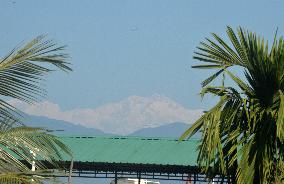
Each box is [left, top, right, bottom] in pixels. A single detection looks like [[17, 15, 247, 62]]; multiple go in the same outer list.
[[30, 149, 38, 182], [68, 158, 74, 184], [30, 150, 36, 171], [138, 172, 141, 184], [115, 171, 117, 184], [186, 174, 191, 184]]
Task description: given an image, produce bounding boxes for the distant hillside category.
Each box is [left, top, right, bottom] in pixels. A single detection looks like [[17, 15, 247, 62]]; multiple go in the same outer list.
[[20, 115, 200, 138], [10, 95, 203, 135], [128, 122, 201, 139], [22, 115, 106, 136]]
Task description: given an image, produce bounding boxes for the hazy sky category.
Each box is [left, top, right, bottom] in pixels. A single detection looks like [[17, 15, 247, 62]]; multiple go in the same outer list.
[[1, 0, 284, 111]]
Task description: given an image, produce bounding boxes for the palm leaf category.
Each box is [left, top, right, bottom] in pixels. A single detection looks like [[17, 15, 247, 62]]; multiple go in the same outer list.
[[0, 127, 72, 172], [0, 36, 73, 182], [186, 26, 284, 183], [276, 90, 284, 142], [0, 36, 71, 125]]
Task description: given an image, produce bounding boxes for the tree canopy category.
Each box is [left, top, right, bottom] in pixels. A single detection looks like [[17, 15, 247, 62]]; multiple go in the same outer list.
[[0, 36, 72, 184], [181, 27, 284, 183]]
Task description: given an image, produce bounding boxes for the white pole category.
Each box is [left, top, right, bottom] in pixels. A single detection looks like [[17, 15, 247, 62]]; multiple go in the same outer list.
[[31, 160, 36, 172], [30, 150, 36, 171], [30, 150, 37, 182], [68, 158, 74, 184]]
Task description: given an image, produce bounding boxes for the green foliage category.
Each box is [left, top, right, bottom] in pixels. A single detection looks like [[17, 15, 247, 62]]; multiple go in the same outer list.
[[182, 27, 284, 183], [0, 35, 71, 123], [0, 36, 72, 183]]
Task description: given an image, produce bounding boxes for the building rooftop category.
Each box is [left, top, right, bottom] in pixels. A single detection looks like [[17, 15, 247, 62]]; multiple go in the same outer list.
[[59, 136, 199, 167]]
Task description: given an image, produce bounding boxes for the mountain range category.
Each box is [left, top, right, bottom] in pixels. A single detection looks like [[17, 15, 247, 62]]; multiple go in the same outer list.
[[23, 115, 106, 135], [22, 115, 200, 138], [129, 122, 201, 138], [9, 95, 203, 135]]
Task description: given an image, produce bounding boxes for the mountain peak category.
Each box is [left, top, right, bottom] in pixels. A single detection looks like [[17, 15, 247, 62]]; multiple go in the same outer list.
[[8, 95, 203, 135]]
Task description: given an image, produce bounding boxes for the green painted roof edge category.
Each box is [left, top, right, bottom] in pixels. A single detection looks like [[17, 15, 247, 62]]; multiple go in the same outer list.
[[58, 136, 200, 166]]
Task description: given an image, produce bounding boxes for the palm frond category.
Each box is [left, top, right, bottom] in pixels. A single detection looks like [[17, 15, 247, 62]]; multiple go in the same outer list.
[[276, 90, 284, 142], [0, 170, 66, 184], [0, 126, 72, 184], [185, 26, 284, 183], [0, 36, 71, 124], [0, 35, 73, 182]]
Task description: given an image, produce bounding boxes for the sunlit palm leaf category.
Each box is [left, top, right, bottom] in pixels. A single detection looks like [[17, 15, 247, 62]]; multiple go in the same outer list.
[[0, 170, 66, 184], [0, 36, 73, 183], [183, 27, 284, 183], [0, 35, 71, 125], [0, 126, 72, 184], [0, 126, 72, 170]]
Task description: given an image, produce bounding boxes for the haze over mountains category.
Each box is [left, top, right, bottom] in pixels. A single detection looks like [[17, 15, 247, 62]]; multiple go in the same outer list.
[[23, 115, 198, 138], [129, 122, 201, 138], [23, 115, 106, 136], [9, 95, 203, 135]]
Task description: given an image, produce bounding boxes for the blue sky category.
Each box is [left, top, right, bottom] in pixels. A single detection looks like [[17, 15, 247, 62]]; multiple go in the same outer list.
[[1, 0, 284, 111]]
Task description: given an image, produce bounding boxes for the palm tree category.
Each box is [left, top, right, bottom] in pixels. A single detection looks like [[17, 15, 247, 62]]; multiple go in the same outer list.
[[0, 36, 72, 183], [181, 27, 284, 183]]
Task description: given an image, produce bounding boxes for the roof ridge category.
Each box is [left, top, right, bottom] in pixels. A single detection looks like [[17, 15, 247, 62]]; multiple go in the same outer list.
[[59, 135, 200, 141]]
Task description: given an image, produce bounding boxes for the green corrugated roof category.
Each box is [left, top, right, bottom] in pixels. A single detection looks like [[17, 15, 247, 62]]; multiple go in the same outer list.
[[59, 136, 199, 166]]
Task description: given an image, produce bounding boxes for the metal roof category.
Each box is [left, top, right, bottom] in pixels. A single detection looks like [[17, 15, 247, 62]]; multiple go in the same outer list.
[[59, 136, 199, 167]]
